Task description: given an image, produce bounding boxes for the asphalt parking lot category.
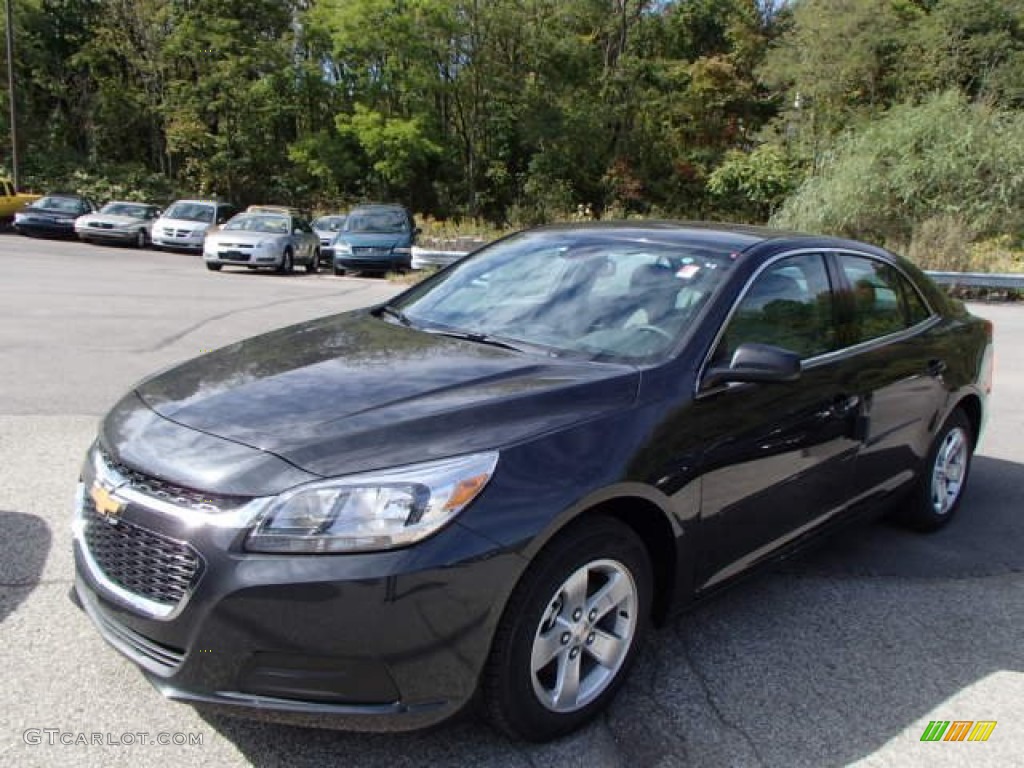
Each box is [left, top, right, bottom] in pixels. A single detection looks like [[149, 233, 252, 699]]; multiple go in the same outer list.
[[0, 234, 1021, 768]]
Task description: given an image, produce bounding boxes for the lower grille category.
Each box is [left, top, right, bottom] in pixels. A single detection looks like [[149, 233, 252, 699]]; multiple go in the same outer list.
[[82, 501, 202, 608], [86, 589, 186, 673]]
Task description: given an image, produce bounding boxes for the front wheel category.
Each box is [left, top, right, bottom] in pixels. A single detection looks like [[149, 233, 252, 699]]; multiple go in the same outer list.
[[333, 265, 346, 276], [484, 516, 652, 742], [135, 229, 148, 249], [205, 262, 222, 271], [306, 249, 319, 274], [893, 408, 974, 532], [277, 248, 294, 275]]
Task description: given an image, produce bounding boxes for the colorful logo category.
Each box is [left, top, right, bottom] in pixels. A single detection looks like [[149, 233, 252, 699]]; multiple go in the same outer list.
[[920, 720, 997, 742]]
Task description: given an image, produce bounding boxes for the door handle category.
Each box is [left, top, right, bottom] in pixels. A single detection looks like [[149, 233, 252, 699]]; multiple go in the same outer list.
[[927, 359, 948, 377]]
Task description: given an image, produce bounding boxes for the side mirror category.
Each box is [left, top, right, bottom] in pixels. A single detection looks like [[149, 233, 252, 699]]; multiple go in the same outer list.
[[703, 342, 801, 389]]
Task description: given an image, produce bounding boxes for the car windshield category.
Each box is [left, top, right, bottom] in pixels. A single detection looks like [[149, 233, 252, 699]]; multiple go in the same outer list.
[[222, 214, 289, 234], [391, 230, 739, 362], [100, 203, 150, 219], [313, 215, 347, 232], [345, 209, 408, 233], [163, 202, 214, 223], [33, 196, 82, 213]]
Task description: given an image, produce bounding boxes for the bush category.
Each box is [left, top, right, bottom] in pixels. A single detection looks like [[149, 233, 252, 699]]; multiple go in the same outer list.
[[905, 215, 972, 272], [774, 91, 1024, 243]]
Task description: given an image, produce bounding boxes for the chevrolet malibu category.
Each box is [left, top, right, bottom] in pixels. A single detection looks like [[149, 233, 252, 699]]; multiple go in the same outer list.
[[72, 223, 993, 741]]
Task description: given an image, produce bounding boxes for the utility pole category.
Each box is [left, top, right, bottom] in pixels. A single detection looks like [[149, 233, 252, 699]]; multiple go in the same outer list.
[[4, 0, 18, 190]]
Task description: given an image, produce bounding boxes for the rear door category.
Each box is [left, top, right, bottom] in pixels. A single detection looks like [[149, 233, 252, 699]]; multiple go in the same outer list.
[[829, 251, 946, 505]]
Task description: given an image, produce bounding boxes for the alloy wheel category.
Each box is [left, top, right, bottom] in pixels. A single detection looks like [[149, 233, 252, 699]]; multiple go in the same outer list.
[[931, 426, 968, 515], [529, 558, 637, 713]]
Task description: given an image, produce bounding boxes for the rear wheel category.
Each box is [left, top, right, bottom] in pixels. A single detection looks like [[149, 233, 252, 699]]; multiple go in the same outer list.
[[484, 517, 652, 742], [893, 408, 974, 532], [205, 262, 222, 272]]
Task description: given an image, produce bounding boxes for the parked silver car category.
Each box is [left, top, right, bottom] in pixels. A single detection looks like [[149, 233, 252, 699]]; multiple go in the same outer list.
[[203, 212, 320, 274], [312, 214, 347, 265], [75, 202, 161, 248]]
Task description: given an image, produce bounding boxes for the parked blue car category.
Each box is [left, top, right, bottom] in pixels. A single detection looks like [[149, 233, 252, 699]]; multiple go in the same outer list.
[[331, 204, 419, 275]]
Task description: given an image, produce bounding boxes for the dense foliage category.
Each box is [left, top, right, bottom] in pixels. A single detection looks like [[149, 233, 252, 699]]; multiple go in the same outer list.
[[3, 0, 1024, 263]]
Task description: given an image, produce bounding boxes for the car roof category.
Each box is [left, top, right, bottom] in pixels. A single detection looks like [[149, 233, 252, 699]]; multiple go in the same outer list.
[[166, 199, 231, 206], [348, 203, 409, 212], [527, 220, 896, 260]]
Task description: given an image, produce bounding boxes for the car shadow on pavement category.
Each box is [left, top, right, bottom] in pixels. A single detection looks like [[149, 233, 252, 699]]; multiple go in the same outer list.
[[199, 454, 1023, 767], [0, 510, 51, 624]]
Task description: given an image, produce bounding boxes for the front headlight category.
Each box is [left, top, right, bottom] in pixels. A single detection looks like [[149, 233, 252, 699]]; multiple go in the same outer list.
[[55, 217, 75, 224], [333, 240, 352, 255], [14, 212, 26, 223], [245, 451, 498, 553], [393, 247, 412, 255]]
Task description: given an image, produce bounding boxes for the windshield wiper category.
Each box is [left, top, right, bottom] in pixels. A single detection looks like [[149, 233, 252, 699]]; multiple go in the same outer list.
[[427, 329, 528, 352]]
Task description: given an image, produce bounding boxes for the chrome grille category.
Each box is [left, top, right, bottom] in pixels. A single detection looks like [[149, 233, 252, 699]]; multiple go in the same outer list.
[[82, 499, 201, 607], [98, 448, 245, 511]]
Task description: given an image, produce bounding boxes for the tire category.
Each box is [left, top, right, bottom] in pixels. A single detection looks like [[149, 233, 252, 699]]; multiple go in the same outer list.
[[277, 248, 294, 274], [483, 516, 652, 742], [135, 229, 148, 249], [893, 408, 974, 532], [306, 249, 319, 274], [333, 265, 346, 276], [206, 262, 222, 271]]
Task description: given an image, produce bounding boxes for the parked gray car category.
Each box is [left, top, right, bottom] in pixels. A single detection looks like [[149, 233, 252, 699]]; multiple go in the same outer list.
[[203, 212, 320, 274]]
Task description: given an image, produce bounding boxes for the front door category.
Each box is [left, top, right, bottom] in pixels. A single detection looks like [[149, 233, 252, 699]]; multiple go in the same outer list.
[[689, 252, 862, 590]]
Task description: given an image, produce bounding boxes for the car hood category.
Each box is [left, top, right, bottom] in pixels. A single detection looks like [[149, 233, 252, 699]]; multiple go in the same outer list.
[[336, 232, 410, 248], [129, 311, 639, 481], [156, 217, 212, 231], [206, 230, 285, 246], [23, 205, 82, 217], [77, 214, 145, 228]]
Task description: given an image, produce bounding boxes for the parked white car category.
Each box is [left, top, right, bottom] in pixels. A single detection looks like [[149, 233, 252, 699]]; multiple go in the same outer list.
[[75, 202, 161, 248], [151, 199, 237, 251], [203, 212, 320, 274]]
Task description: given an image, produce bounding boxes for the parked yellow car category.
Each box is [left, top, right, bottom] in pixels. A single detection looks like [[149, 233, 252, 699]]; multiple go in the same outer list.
[[0, 178, 41, 227]]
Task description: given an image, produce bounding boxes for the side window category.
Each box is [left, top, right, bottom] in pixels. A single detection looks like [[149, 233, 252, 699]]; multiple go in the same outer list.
[[716, 253, 836, 362], [837, 255, 930, 345]]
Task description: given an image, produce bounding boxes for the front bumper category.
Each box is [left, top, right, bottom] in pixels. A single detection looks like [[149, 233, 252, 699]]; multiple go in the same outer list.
[[77, 227, 138, 243], [153, 233, 205, 250], [204, 242, 283, 267], [71, 454, 523, 730], [335, 254, 411, 272], [15, 220, 76, 238]]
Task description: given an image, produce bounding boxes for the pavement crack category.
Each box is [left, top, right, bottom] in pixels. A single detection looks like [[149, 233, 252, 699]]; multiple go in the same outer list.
[[677, 624, 766, 767]]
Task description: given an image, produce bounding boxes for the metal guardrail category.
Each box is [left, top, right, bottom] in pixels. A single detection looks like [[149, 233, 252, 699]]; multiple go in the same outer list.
[[924, 271, 1024, 289]]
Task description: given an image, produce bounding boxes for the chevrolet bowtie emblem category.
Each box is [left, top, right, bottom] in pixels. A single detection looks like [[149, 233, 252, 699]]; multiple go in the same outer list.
[[90, 483, 125, 523]]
